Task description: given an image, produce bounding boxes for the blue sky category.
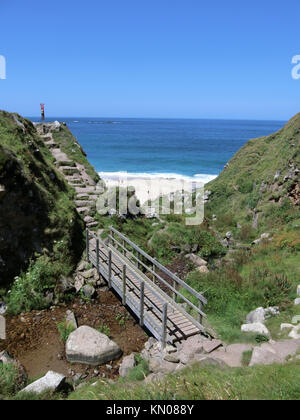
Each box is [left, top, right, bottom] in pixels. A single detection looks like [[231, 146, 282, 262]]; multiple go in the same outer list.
[[0, 0, 299, 120]]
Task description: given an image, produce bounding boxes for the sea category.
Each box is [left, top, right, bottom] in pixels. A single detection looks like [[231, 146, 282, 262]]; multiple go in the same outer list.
[[30, 117, 285, 183]]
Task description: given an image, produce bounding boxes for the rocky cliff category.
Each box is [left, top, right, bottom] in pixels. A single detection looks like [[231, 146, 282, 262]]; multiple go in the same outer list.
[[0, 111, 85, 288]]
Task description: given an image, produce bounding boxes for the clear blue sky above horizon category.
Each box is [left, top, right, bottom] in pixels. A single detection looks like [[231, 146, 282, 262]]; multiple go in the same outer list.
[[0, 0, 299, 120]]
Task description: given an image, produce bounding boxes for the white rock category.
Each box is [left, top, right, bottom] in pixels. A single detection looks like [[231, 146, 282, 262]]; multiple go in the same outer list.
[[288, 326, 300, 340], [0, 315, 6, 340], [241, 323, 270, 337], [65, 310, 77, 330], [280, 323, 294, 331], [249, 347, 281, 367], [246, 307, 266, 324], [66, 326, 122, 366], [0, 302, 6, 315], [294, 298, 300, 306], [185, 254, 207, 267], [21, 371, 66, 394], [119, 354, 136, 377]]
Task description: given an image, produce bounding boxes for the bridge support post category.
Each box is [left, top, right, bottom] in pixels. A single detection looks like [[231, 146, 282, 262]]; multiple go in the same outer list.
[[86, 229, 89, 262], [140, 282, 145, 326], [108, 250, 112, 289], [198, 299, 203, 325], [122, 265, 127, 305], [96, 239, 100, 272], [161, 303, 168, 349]]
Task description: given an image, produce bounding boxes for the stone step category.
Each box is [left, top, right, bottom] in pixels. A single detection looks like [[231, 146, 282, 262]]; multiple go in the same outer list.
[[75, 200, 96, 207], [45, 141, 58, 149], [84, 216, 95, 224], [77, 207, 90, 215], [61, 166, 80, 176], [75, 187, 97, 194], [87, 221, 98, 228], [55, 160, 74, 167]]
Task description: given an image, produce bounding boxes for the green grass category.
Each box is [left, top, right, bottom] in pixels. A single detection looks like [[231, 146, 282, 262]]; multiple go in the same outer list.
[[0, 363, 20, 397], [0, 111, 86, 308], [181, 242, 299, 344], [68, 361, 300, 400], [97, 324, 111, 337], [57, 321, 76, 342]]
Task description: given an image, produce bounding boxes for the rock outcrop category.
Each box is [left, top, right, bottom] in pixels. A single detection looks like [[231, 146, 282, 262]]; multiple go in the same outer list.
[[66, 326, 122, 366]]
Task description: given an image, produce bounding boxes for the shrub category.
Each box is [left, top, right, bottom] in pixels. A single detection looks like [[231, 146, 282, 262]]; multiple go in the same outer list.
[[57, 321, 76, 342], [7, 256, 68, 315]]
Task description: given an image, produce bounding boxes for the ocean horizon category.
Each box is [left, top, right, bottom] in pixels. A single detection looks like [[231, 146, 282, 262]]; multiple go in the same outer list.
[[29, 117, 285, 182]]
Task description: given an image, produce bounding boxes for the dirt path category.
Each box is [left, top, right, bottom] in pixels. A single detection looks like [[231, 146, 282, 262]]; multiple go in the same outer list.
[[0, 290, 147, 380]]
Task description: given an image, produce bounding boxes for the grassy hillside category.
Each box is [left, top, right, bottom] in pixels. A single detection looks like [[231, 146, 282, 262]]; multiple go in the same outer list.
[[0, 111, 85, 311], [205, 113, 300, 239]]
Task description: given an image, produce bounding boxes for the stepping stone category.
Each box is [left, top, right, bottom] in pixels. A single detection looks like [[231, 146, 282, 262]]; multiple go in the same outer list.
[[75, 187, 97, 194], [61, 167, 80, 176], [87, 221, 98, 228], [75, 200, 95, 207], [77, 207, 90, 215], [84, 216, 95, 224]]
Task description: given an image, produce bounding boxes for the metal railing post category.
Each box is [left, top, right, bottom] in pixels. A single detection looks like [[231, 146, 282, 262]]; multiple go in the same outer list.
[[161, 303, 168, 349], [140, 282, 145, 327], [108, 250, 112, 289], [122, 265, 127, 305], [199, 299, 203, 325], [96, 239, 100, 272]]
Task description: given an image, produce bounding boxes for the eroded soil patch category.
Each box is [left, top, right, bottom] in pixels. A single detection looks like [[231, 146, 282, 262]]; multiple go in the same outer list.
[[0, 290, 148, 381]]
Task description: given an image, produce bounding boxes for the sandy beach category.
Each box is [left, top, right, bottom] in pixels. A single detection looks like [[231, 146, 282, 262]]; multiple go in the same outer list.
[[99, 172, 217, 205]]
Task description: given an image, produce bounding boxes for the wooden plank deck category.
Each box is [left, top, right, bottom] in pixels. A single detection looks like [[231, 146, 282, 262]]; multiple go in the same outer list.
[[87, 229, 206, 346]]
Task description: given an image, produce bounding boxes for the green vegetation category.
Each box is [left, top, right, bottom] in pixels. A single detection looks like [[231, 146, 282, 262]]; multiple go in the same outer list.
[[182, 243, 298, 343], [97, 324, 111, 337], [57, 321, 76, 342], [0, 111, 85, 302], [0, 363, 20, 397], [52, 125, 100, 184], [68, 361, 300, 400], [206, 113, 300, 237], [7, 256, 72, 315]]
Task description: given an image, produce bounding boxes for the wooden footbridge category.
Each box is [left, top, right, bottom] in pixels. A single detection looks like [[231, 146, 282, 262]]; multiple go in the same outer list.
[[86, 226, 207, 347]]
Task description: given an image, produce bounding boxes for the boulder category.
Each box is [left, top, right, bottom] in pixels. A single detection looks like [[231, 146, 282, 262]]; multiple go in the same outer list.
[[288, 326, 300, 340], [0, 350, 14, 364], [178, 335, 206, 364], [21, 371, 66, 394], [65, 310, 77, 330], [66, 326, 122, 366], [249, 346, 281, 366], [294, 298, 300, 306], [82, 284, 96, 299], [194, 356, 228, 369], [0, 302, 6, 315], [149, 357, 177, 374], [246, 307, 266, 324], [280, 323, 294, 331], [144, 372, 165, 384], [0, 315, 6, 340], [196, 266, 209, 274], [185, 254, 207, 267], [119, 354, 136, 377], [241, 323, 270, 337]]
